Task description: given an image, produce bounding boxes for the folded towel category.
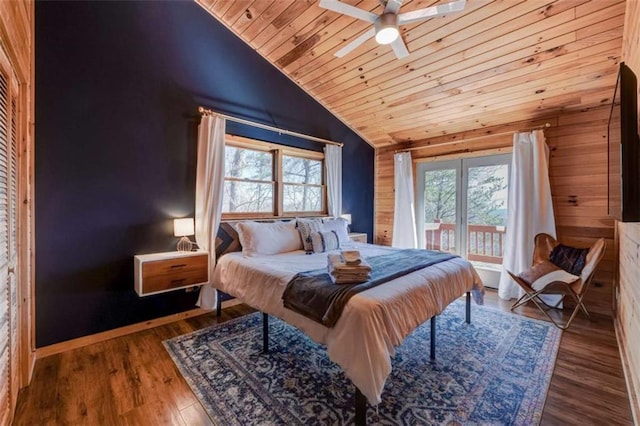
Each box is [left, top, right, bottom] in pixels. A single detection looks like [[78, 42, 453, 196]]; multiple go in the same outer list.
[[331, 275, 369, 285], [341, 250, 362, 265], [327, 253, 372, 273], [331, 271, 371, 280], [327, 253, 372, 284], [329, 271, 370, 284]]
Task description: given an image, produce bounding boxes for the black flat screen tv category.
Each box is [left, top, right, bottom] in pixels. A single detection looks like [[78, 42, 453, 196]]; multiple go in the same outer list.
[[608, 62, 640, 222]]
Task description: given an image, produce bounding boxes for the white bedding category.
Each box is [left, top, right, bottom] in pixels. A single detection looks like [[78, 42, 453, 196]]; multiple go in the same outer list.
[[211, 242, 483, 405]]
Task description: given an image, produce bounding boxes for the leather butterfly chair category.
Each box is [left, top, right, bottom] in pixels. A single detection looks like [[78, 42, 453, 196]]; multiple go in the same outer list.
[[508, 233, 606, 330]]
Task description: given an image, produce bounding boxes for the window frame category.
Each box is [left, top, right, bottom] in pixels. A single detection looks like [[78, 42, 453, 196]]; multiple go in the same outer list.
[[221, 134, 327, 220]]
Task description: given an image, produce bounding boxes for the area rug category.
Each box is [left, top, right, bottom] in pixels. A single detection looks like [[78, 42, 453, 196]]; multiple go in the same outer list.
[[164, 301, 561, 425]]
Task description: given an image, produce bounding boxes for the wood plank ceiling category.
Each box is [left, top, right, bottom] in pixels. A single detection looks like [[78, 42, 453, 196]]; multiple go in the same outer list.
[[196, 0, 625, 148]]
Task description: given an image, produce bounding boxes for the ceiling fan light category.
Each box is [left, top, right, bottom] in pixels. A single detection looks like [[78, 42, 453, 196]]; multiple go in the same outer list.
[[375, 27, 399, 44], [374, 13, 399, 45]]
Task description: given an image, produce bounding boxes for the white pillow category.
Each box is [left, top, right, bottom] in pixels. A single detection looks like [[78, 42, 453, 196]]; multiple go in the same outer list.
[[530, 269, 579, 291], [321, 217, 350, 244], [518, 260, 579, 291], [236, 220, 302, 257]]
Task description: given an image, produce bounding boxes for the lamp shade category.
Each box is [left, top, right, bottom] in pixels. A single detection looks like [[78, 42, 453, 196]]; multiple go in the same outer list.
[[174, 218, 194, 237], [340, 214, 352, 225]]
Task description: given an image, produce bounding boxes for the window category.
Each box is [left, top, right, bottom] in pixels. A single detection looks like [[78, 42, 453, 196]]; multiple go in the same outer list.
[[282, 155, 323, 212], [224, 145, 274, 213], [222, 135, 326, 218]]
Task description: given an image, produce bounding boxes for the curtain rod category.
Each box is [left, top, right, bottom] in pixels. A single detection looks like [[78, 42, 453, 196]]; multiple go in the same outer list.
[[394, 123, 551, 153], [198, 107, 343, 147]]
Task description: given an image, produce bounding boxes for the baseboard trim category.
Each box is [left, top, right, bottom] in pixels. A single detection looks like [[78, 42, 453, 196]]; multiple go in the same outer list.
[[614, 315, 640, 426], [35, 302, 237, 359]]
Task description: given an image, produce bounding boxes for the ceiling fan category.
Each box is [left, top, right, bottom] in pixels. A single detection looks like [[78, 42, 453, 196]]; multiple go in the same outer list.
[[319, 0, 467, 59]]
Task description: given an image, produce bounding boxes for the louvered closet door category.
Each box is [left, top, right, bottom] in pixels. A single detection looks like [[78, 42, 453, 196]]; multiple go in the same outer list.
[[8, 81, 18, 413], [0, 65, 11, 426], [0, 56, 18, 425]]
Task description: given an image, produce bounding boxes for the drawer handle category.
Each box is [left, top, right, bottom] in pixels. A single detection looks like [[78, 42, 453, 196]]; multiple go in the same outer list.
[[170, 264, 187, 268], [171, 279, 186, 285]]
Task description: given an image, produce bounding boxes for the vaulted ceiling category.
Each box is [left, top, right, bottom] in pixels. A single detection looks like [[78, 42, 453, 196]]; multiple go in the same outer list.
[[196, 0, 625, 148]]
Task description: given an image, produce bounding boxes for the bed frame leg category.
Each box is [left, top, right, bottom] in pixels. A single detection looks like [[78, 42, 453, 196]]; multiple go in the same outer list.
[[355, 387, 366, 425], [466, 291, 471, 324], [430, 316, 436, 360], [216, 290, 222, 318], [262, 313, 269, 354]]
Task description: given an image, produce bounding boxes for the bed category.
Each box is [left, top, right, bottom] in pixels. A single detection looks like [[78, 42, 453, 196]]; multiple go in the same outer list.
[[210, 220, 484, 424]]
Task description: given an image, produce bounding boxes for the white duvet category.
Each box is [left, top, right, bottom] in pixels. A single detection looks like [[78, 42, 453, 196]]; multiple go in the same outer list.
[[211, 242, 483, 405]]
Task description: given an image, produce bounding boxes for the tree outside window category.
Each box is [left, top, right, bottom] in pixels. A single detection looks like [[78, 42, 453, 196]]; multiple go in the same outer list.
[[282, 155, 322, 212], [222, 137, 326, 217]]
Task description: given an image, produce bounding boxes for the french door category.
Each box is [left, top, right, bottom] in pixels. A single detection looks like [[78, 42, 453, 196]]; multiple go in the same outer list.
[[416, 154, 511, 287]]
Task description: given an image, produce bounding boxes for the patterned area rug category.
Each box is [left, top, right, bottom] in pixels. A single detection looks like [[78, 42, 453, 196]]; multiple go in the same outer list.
[[164, 301, 561, 425]]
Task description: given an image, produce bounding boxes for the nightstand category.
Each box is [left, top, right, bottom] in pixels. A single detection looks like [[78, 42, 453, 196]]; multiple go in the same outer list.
[[134, 251, 209, 297], [348, 232, 367, 243]]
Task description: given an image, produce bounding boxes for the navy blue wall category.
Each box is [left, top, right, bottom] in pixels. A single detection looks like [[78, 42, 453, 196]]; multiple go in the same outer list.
[[35, 1, 374, 347]]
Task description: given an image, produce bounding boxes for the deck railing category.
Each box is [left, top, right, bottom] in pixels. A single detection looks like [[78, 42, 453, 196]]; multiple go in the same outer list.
[[424, 222, 506, 264]]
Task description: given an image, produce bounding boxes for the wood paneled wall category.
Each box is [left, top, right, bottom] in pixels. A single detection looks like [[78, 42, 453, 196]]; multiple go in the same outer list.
[[375, 105, 616, 316], [617, 0, 640, 423], [616, 221, 640, 424]]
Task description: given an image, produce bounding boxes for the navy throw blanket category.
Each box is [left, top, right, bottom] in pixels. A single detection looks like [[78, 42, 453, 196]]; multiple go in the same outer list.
[[282, 249, 457, 327]]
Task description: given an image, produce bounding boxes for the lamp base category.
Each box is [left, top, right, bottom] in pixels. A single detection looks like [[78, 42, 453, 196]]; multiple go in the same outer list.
[[177, 236, 193, 252]]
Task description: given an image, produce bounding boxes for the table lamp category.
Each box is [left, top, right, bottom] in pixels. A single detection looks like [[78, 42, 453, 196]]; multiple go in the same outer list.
[[174, 218, 195, 252]]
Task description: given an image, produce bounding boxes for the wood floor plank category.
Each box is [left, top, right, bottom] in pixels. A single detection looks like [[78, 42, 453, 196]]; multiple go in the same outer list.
[[12, 291, 633, 425], [103, 338, 145, 416], [179, 402, 215, 426]]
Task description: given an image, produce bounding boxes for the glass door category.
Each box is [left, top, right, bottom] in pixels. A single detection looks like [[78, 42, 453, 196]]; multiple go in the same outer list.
[[416, 159, 461, 256], [463, 156, 510, 286], [417, 154, 511, 287]]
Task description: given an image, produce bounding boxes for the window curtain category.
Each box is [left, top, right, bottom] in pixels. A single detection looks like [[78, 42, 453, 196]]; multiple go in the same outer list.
[[325, 144, 342, 218], [498, 130, 556, 299], [195, 115, 226, 309], [392, 152, 418, 248]]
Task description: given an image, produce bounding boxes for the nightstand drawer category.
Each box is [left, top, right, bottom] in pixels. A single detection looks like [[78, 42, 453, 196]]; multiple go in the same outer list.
[[142, 255, 207, 278], [348, 232, 367, 243], [135, 252, 209, 296]]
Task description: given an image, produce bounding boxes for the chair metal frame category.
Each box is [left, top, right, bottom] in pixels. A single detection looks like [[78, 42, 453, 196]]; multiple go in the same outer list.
[[508, 233, 606, 330]]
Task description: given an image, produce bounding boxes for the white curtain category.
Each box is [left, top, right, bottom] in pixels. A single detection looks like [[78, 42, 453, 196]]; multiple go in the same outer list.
[[392, 152, 418, 248], [195, 115, 226, 309], [325, 144, 342, 218], [498, 130, 556, 299]]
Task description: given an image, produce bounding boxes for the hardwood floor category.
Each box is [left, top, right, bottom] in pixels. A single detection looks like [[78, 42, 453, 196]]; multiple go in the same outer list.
[[13, 290, 633, 425]]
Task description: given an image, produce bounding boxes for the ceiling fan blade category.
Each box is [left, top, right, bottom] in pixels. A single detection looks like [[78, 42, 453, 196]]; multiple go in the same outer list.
[[398, 0, 466, 25], [390, 37, 409, 59], [335, 27, 376, 57], [319, 0, 378, 23], [384, 0, 403, 14]]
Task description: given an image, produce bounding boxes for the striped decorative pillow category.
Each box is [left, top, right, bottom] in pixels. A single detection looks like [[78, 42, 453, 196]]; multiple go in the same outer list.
[[310, 230, 341, 253], [297, 218, 324, 253]]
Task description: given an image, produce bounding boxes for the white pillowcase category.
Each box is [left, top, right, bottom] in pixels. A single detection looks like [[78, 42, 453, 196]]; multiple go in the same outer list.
[[321, 217, 350, 244], [236, 220, 302, 257], [518, 260, 580, 291], [530, 269, 579, 291]]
